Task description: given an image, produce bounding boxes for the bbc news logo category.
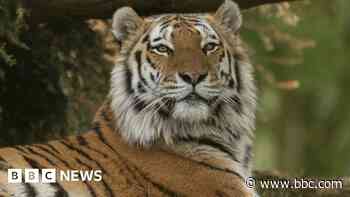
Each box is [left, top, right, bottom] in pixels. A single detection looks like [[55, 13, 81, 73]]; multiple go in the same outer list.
[[8, 169, 102, 183]]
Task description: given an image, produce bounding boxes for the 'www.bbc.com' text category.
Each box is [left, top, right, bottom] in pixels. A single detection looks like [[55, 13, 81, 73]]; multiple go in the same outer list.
[[246, 177, 343, 190]]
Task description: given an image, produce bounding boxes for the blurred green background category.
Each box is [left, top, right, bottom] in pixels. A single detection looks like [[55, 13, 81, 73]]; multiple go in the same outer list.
[[0, 0, 349, 178]]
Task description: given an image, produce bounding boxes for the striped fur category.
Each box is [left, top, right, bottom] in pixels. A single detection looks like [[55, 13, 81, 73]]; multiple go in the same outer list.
[[0, 1, 257, 196], [0, 104, 252, 196]]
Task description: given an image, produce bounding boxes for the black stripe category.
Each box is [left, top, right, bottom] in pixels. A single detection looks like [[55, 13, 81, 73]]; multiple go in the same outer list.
[[159, 24, 170, 34], [157, 100, 173, 119], [137, 82, 146, 93], [24, 182, 37, 197], [59, 141, 106, 173], [12, 146, 30, 154], [231, 96, 242, 114], [152, 37, 162, 42], [45, 144, 60, 154], [23, 155, 43, 169], [76, 135, 88, 146], [133, 50, 152, 113], [85, 182, 98, 197], [209, 34, 218, 39], [146, 42, 152, 51], [178, 136, 240, 163], [94, 129, 118, 156], [92, 121, 102, 132], [142, 35, 149, 43], [224, 127, 240, 140], [150, 72, 155, 82], [228, 79, 235, 89], [136, 171, 186, 197], [26, 145, 96, 197], [75, 137, 115, 197], [32, 145, 53, 153], [159, 19, 172, 32], [22, 153, 48, 197], [213, 102, 223, 117], [234, 56, 242, 93], [226, 50, 232, 73], [51, 183, 69, 197], [100, 108, 113, 123], [11, 164, 37, 196], [133, 96, 148, 112], [59, 140, 114, 197], [94, 129, 141, 187], [146, 56, 156, 69], [94, 130, 184, 196], [46, 144, 98, 197], [135, 50, 148, 86], [74, 158, 112, 197], [60, 158, 98, 197], [160, 18, 173, 27], [135, 50, 153, 90], [158, 109, 171, 119], [243, 145, 252, 169], [125, 65, 134, 95], [76, 136, 109, 158], [26, 147, 56, 166], [94, 129, 142, 182], [165, 150, 244, 181], [32, 144, 71, 167]]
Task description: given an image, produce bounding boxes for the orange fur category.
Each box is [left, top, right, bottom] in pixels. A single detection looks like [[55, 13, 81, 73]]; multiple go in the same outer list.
[[0, 103, 251, 196]]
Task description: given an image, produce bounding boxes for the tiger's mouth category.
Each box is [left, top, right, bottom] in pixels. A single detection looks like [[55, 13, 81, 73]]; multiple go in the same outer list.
[[178, 93, 208, 103]]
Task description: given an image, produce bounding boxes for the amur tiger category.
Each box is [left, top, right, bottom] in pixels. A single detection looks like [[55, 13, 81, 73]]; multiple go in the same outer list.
[[0, 0, 257, 196]]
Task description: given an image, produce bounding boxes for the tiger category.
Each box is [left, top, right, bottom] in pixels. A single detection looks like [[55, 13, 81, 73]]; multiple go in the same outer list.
[[0, 0, 257, 196]]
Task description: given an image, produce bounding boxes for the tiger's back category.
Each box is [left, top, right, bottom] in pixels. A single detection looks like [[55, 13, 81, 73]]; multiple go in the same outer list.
[[0, 103, 250, 197]]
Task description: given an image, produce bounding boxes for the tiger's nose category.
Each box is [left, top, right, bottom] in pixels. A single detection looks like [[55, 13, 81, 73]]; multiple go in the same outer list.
[[179, 72, 207, 85]]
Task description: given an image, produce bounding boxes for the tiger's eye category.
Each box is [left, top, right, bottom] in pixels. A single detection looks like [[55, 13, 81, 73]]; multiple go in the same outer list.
[[203, 43, 218, 53], [154, 45, 170, 54]]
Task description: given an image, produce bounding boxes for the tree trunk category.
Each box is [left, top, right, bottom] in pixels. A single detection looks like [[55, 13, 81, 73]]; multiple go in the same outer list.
[[22, 0, 303, 23]]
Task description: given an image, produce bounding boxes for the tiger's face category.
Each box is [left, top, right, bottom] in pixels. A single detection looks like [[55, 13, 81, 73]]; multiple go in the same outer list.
[[132, 16, 240, 122], [111, 1, 256, 145]]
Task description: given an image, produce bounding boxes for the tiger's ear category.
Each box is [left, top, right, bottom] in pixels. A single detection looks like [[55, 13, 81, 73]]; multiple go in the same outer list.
[[214, 0, 242, 33], [112, 7, 143, 42]]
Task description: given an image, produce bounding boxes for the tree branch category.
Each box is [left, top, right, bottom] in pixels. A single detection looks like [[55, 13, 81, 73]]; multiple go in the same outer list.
[[22, 0, 304, 23]]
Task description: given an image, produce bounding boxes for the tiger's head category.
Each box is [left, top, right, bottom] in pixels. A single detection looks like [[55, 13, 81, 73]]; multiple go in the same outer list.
[[110, 0, 256, 146]]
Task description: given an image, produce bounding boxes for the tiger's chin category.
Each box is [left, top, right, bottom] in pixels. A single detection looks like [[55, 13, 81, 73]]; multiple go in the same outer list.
[[172, 101, 210, 123]]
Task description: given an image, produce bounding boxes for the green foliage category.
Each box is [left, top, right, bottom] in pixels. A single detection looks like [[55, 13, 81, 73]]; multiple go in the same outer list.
[[0, 0, 28, 49], [244, 0, 350, 177], [0, 1, 112, 146], [0, 43, 16, 66]]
